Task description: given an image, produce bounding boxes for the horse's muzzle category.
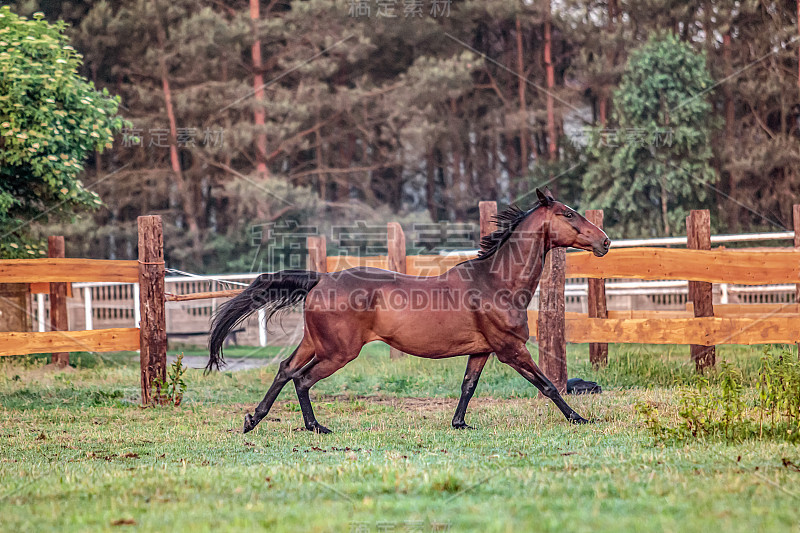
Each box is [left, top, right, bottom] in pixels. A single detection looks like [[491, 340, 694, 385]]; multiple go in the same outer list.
[[592, 238, 610, 257]]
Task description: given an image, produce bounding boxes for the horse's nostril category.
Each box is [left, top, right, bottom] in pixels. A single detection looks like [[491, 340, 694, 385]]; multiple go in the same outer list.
[[603, 239, 610, 249]]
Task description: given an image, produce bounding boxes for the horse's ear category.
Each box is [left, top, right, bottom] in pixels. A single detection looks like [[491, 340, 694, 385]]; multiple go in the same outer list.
[[543, 187, 555, 201], [536, 188, 552, 206]]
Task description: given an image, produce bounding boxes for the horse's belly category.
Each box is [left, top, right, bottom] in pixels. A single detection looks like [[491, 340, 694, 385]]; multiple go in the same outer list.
[[371, 309, 488, 358]]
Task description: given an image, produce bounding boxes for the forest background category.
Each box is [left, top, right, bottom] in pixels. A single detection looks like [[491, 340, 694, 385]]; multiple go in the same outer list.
[[4, 0, 799, 273]]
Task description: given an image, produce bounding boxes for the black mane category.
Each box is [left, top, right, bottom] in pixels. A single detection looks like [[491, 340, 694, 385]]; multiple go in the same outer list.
[[475, 202, 540, 260]]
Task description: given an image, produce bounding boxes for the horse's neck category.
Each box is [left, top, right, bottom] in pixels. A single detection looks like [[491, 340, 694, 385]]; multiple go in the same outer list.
[[482, 229, 550, 294]]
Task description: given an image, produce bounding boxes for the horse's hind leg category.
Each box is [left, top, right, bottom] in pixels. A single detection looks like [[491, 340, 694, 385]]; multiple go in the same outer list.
[[452, 353, 490, 429], [243, 337, 315, 433], [293, 351, 360, 434], [495, 345, 588, 424]]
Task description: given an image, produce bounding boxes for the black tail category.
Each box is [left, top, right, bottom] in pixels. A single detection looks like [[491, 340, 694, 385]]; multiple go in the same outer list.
[[206, 270, 321, 373]]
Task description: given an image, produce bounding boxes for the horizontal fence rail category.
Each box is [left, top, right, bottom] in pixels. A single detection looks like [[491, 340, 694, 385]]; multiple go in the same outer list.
[[565, 317, 797, 346], [329, 249, 800, 285], [166, 289, 244, 302], [0, 328, 140, 357], [9, 249, 798, 288], [0, 259, 139, 283], [567, 248, 800, 285], [527, 308, 800, 346]]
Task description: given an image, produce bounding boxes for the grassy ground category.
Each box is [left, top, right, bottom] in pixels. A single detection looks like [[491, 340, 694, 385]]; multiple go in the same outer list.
[[1, 343, 799, 532]]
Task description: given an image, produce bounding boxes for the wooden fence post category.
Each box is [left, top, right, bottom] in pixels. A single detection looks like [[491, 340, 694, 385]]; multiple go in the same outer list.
[[138, 216, 167, 406], [479, 201, 498, 240], [387, 222, 406, 274], [687, 210, 715, 371], [306, 235, 327, 273], [585, 210, 608, 367], [538, 247, 567, 393], [387, 222, 406, 360], [48, 236, 69, 367], [794, 205, 800, 359]]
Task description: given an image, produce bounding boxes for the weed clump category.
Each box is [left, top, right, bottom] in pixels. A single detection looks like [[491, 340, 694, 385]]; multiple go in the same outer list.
[[152, 353, 188, 406], [637, 348, 800, 444]]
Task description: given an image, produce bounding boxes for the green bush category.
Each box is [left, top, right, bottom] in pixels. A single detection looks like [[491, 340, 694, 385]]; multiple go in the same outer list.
[[0, 7, 126, 255], [638, 348, 800, 443]]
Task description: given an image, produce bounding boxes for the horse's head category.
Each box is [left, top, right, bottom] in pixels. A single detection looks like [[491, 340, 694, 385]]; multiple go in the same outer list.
[[536, 188, 610, 257]]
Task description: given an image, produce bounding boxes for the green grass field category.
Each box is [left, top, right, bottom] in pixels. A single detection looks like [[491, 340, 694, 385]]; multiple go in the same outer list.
[[1, 343, 799, 532]]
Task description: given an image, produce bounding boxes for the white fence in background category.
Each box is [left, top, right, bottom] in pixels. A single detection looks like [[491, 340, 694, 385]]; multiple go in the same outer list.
[[439, 231, 796, 256], [30, 231, 798, 347]]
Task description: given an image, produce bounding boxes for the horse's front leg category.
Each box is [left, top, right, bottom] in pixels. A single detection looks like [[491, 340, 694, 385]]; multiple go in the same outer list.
[[495, 343, 588, 424], [452, 353, 490, 429]]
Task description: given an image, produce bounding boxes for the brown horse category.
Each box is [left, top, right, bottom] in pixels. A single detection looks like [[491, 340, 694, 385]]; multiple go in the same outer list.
[[207, 189, 610, 434]]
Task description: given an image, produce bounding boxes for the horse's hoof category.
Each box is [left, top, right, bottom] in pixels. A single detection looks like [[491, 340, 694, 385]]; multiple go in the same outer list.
[[243, 414, 255, 433], [569, 415, 590, 425], [307, 423, 332, 434], [452, 422, 475, 430]]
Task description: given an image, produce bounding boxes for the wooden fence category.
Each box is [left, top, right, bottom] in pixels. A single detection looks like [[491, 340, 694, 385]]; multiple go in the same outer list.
[[0, 216, 167, 405], [2, 204, 799, 399], [0, 257, 141, 355]]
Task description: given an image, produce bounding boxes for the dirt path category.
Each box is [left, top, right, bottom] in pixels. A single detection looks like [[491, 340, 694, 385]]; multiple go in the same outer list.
[[171, 354, 276, 372]]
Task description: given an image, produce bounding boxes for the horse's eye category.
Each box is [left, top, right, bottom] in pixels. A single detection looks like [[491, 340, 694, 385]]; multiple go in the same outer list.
[[564, 211, 573, 218]]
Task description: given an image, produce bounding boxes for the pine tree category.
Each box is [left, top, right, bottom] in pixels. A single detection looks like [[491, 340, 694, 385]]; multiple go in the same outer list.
[[583, 33, 717, 237]]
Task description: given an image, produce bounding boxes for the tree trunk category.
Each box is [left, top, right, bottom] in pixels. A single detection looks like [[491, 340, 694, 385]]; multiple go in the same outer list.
[[250, 0, 269, 179], [544, 0, 557, 161], [151, 0, 202, 254], [660, 175, 670, 236], [435, 147, 446, 220], [451, 146, 463, 220], [449, 99, 465, 220], [598, 95, 607, 126], [504, 135, 518, 187], [91, 65, 103, 178], [721, 32, 740, 229], [598, 0, 617, 126], [516, 16, 529, 182], [315, 115, 327, 201], [221, 51, 233, 169], [339, 133, 357, 201], [426, 151, 436, 220]]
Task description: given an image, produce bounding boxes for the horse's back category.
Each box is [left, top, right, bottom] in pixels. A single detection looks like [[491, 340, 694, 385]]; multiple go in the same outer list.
[[325, 266, 435, 282]]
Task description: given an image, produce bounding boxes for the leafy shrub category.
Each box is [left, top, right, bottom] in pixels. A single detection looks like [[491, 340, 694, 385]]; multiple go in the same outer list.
[[638, 348, 800, 443], [0, 7, 125, 255]]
